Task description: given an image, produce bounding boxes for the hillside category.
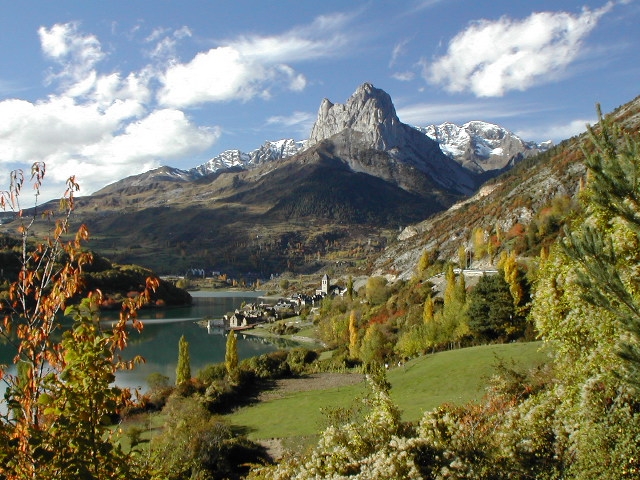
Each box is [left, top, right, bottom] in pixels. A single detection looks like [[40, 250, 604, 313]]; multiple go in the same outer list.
[[9, 88, 637, 283], [374, 95, 640, 280], [227, 342, 548, 441], [27, 83, 548, 277]]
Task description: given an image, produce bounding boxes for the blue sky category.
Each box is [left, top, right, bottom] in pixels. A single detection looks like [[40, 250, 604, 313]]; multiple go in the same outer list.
[[0, 0, 638, 201]]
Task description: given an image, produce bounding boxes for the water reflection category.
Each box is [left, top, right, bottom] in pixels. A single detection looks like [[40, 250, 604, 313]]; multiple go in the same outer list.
[[1, 292, 283, 393]]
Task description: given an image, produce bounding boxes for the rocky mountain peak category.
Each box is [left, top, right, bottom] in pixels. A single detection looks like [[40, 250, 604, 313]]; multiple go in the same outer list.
[[418, 121, 551, 174], [308, 83, 403, 150]]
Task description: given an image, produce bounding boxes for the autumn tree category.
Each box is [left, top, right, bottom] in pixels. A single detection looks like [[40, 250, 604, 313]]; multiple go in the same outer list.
[[0, 164, 153, 479], [416, 249, 433, 276], [527, 108, 640, 476], [472, 227, 487, 260], [434, 264, 469, 348], [359, 323, 390, 366], [422, 295, 434, 324], [497, 250, 531, 318], [365, 276, 389, 305], [225, 329, 239, 383], [175, 334, 191, 386], [562, 107, 640, 390], [458, 245, 468, 269], [348, 310, 358, 358]]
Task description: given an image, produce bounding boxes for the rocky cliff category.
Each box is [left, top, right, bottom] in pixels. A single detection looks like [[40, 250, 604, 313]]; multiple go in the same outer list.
[[306, 83, 477, 195]]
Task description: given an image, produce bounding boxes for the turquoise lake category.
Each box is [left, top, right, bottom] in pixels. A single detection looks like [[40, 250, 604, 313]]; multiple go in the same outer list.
[[0, 291, 282, 394]]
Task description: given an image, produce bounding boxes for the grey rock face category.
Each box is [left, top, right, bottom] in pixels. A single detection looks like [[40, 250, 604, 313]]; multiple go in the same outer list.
[[248, 139, 306, 166], [307, 83, 478, 195], [308, 83, 404, 151], [192, 139, 305, 176]]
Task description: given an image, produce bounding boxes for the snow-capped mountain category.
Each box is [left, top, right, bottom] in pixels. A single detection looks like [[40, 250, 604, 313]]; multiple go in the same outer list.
[[191, 120, 549, 180], [191, 138, 306, 176], [417, 121, 551, 174]]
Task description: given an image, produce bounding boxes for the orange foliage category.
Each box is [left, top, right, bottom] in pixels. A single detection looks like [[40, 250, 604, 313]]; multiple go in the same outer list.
[[507, 223, 526, 238]]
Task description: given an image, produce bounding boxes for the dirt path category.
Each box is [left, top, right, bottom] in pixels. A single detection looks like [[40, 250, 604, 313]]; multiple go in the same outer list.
[[255, 372, 365, 459], [258, 372, 364, 401]]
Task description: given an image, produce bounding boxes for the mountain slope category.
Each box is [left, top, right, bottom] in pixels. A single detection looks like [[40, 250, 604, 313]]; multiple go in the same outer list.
[[374, 94, 640, 281], [60, 83, 616, 277]]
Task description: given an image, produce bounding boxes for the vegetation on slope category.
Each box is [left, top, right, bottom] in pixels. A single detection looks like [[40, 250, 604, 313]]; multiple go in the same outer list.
[[0, 238, 191, 308], [228, 342, 547, 440], [246, 106, 640, 479], [3, 99, 640, 479]]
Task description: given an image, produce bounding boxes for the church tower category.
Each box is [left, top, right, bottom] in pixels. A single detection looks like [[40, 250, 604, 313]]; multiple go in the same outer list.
[[321, 274, 329, 295]]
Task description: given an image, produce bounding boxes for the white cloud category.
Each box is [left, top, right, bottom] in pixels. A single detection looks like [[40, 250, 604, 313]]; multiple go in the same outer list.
[[89, 109, 218, 163], [396, 101, 548, 126], [425, 3, 614, 97], [0, 22, 223, 199], [157, 46, 266, 107], [38, 22, 105, 90], [516, 118, 595, 143], [1, 13, 360, 200], [0, 95, 218, 197], [399, 0, 448, 17], [266, 111, 315, 139], [267, 111, 314, 128], [145, 26, 192, 61], [392, 71, 415, 82], [389, 39, 409, 68], [158, 13, 353, 108]]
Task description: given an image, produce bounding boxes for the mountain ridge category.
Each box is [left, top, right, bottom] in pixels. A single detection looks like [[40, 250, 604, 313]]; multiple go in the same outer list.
[[97, 83, 548, 194], [57, 83, 630, 278]]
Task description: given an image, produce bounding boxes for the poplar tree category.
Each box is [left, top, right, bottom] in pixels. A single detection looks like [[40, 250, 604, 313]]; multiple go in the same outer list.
[[499, 250, 524, 308], [472, 227, 486, 260], [443, 264, 456, 305], [225, 329, 239, 382], [175, 335, 191, 386], [458, 246, 467, 269], [348, 310, 358, 358], [422, 295, 434, 324]]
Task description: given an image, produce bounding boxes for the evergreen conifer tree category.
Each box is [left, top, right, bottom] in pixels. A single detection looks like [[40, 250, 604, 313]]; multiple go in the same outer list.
[[563, 106, 640, 391]]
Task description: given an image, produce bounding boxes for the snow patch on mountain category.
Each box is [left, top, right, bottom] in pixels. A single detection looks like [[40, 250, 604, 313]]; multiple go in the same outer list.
[[191, 139, 306, 176], [417, 121, 551, 174]]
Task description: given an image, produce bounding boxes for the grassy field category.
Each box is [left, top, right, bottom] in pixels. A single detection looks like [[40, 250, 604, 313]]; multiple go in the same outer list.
[[228, 341, 550, 440]]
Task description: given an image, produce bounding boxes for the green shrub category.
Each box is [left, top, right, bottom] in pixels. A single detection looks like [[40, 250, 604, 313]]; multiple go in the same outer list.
[[286, 348, 318, 374], [197, 362, 227, 384], [241, 351, 291, 379]]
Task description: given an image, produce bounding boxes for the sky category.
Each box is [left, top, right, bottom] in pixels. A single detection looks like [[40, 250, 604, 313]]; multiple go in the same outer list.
[[0, 0, 638, 203]]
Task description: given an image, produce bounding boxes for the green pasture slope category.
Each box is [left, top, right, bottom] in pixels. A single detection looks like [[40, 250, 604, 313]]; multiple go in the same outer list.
[[228, 341, 549, 440]]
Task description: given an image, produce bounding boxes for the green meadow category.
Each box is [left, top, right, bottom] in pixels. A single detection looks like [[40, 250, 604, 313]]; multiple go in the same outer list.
[[228, 341, 549, 440]]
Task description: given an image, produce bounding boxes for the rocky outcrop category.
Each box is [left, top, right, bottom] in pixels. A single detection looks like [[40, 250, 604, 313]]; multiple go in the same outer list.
[[192, 139, 306, 176], [190, 83, 548, 195], [307, 83, 478, 196], [248, 138, 306, 165], [308, 83, 405, 151]]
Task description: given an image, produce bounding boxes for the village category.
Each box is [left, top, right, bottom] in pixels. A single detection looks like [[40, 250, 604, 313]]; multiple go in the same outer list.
[[221, 274, 347, 331]]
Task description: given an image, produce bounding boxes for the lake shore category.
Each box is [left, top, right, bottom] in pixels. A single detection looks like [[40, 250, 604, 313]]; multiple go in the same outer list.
[[236, 319, 326, 348]]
